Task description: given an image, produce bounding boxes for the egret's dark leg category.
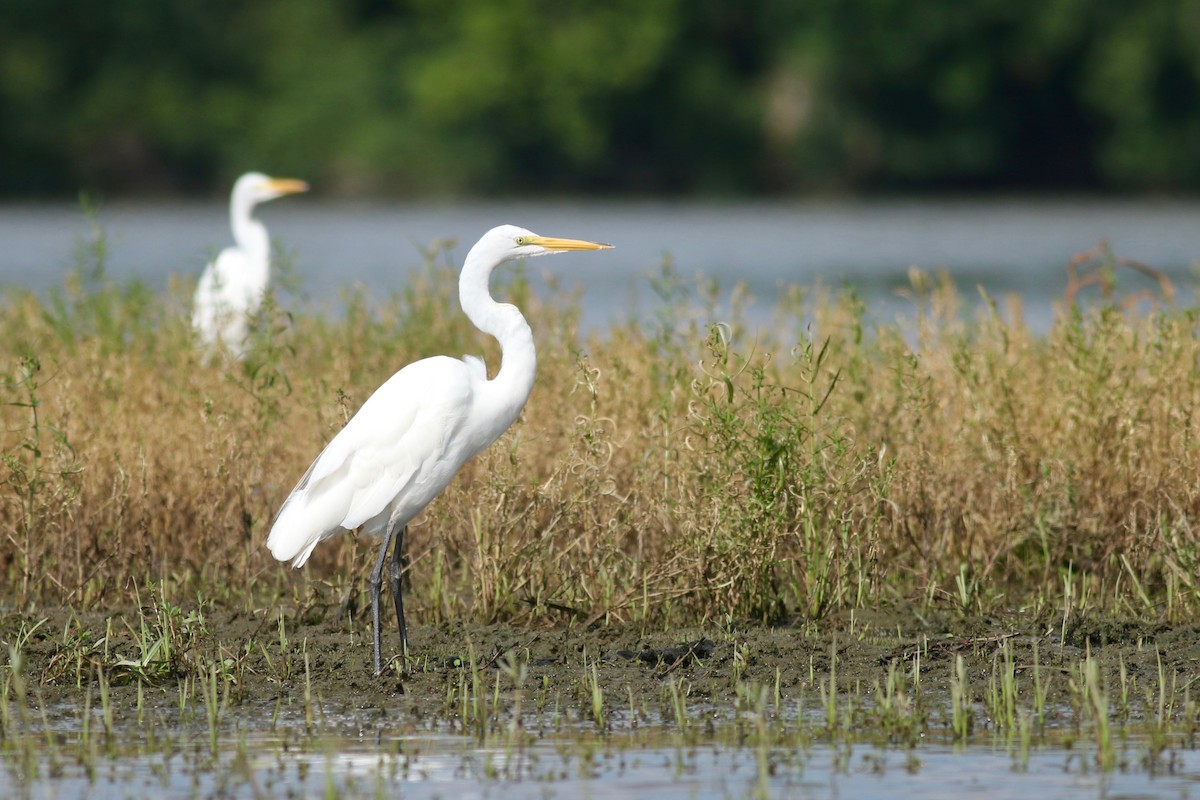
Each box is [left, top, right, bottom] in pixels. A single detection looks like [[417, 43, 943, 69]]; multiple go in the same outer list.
[[368, 524, 396, 676], [388, 525, 409, 659]]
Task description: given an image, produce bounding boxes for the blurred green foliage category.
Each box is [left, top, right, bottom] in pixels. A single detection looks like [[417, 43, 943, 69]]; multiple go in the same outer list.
[[1, 0, 1198, 196]]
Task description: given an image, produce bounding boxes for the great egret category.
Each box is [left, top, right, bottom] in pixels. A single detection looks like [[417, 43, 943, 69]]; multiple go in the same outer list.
[[267, 225, 612, 674], [192, 172, 308, 358]]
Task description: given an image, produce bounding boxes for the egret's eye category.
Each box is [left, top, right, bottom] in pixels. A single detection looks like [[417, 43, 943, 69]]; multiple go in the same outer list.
[[514, 236, 529, 246]]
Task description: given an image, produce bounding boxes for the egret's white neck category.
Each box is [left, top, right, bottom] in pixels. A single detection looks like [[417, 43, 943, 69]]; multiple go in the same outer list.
[[231, 197, 270, 262], [458, 244, 537, 420]]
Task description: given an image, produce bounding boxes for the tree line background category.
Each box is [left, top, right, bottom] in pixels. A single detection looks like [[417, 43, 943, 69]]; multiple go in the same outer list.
[[2, 0, 1198, 198]]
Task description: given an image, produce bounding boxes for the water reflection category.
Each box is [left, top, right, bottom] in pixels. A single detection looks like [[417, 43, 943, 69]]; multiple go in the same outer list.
[[4, 729, 1196, 799]]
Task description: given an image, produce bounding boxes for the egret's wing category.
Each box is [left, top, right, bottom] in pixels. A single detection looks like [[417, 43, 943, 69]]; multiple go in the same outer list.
[[267, 357, 476, 566], [191, 259, 221, 337], [192, 247, 253, 349]]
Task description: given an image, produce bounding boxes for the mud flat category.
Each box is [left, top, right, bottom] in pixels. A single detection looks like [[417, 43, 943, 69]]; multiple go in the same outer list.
[[6, 604, 1194, 729], [5, 604, 1200, 798]]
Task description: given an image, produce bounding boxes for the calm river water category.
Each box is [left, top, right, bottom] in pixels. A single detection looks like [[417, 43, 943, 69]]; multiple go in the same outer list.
[[2, 198, 1198, 331], [5, 727, 1200, 800]]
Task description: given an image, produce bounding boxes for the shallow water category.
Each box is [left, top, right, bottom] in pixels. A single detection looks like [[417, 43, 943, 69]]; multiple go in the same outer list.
[[5, 609, 1200, 799], [5, 724, 1197, 799], [3, 198, 1199, 332]]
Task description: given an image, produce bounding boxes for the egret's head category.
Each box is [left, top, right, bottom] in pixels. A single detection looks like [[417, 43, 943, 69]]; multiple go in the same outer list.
[[233, 171, 309, 206], [487, 224, 613, 262]]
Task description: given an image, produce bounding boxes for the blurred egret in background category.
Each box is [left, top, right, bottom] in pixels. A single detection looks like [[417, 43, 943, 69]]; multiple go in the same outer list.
[[192, 172, 308, 358]]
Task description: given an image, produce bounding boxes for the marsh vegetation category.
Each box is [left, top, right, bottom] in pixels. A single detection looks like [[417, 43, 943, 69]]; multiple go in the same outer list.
[[2, 220, 1199, 796]]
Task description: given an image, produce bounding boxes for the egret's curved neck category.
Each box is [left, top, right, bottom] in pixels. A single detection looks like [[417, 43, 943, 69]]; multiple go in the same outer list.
[[459, 244, 536, 418], [231, 195, 269, 261]]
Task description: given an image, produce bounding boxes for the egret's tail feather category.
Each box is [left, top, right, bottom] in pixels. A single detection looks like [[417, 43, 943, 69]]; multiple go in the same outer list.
[[267, 494, 322, 567]]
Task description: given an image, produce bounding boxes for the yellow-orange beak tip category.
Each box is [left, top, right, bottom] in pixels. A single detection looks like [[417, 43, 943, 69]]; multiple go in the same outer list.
[[268, 178, 309, 195]]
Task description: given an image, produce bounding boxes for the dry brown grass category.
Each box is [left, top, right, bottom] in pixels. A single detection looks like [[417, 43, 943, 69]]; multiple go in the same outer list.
[[3, 239, 1199, 626]]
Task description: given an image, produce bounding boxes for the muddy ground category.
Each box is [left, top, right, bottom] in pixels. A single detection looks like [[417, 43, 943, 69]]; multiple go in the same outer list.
[[5, 603, 1199, 730]]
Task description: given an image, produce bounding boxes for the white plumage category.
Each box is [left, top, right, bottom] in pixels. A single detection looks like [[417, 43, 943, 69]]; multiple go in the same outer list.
[[269, 356, 478, 566], [266, 224, 612, 674], [192, 172, 307, 358]]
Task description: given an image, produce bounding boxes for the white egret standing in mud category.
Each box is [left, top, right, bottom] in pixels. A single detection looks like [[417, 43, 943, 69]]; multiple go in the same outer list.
[[267, 225, 612, 674], [192, 172, 308, 358]]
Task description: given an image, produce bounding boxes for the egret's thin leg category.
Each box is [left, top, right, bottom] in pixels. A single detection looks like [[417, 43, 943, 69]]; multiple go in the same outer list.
[[388, 525, 408, 659], [369, 525, 395, 676]]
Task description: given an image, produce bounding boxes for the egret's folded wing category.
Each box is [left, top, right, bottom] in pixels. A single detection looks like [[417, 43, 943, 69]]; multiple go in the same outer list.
[[337, 363, 475, 529], [267, 356, 476, 566]]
